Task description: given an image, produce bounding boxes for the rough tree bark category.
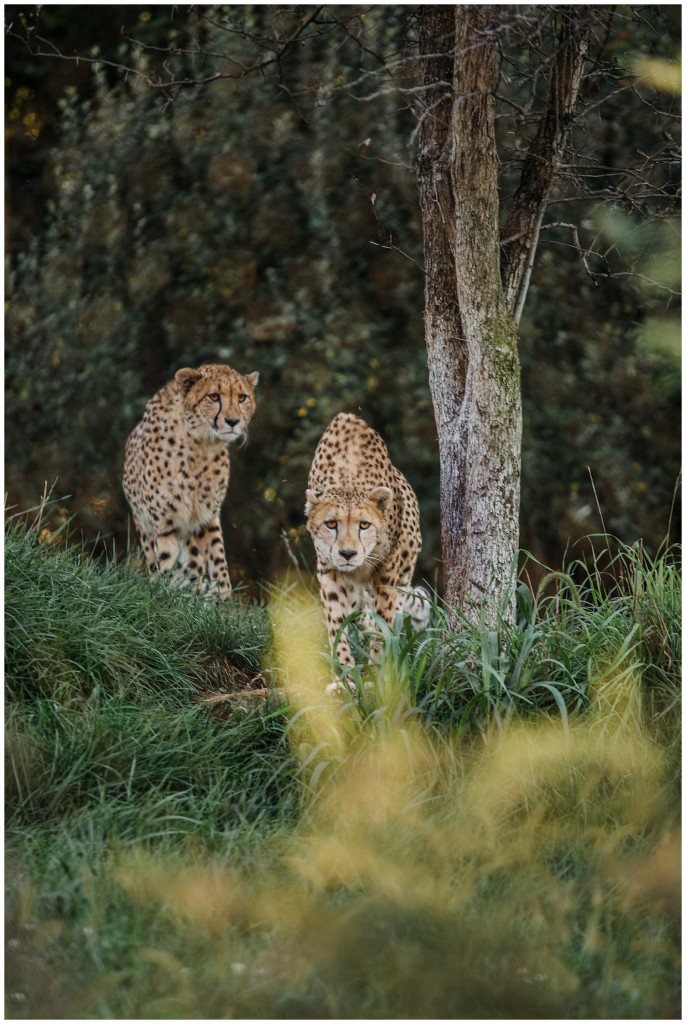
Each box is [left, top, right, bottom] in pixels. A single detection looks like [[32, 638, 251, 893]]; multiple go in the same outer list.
[[416, 5, 592, 623]]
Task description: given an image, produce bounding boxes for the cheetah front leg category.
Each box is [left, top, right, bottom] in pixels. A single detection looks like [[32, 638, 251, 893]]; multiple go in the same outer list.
[[134, 523, 157, 572], [152, 530, 189, 587], [372, 548, 418, 644], [192, 517, 232, 600], [317, 570, 364, 673]]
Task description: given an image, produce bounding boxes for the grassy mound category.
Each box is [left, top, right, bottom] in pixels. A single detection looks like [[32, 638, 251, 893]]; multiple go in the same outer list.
[[5, 516, 681, 1019]]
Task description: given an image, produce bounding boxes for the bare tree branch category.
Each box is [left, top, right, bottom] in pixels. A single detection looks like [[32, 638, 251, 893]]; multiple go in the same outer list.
[[350, 174, 426, 275], [499, 6, 596, 323], [6, 5, 327, 98], [6, 3, 679, 277]]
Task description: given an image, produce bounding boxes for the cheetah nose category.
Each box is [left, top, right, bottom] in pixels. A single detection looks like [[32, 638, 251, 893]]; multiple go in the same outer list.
[[225, 418, 240, 428], [339, 549, 358, 562]]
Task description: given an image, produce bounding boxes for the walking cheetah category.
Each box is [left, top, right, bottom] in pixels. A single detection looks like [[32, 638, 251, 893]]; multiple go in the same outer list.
[[123, 363, 258, 598], [305, 412, 428, 676]]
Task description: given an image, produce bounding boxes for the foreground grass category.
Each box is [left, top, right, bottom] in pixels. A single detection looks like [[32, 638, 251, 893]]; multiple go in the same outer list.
[[5, 518, 681, 1019]]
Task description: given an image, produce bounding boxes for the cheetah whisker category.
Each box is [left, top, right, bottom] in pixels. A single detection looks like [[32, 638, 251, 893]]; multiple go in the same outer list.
[[363, 553, 384, 572]]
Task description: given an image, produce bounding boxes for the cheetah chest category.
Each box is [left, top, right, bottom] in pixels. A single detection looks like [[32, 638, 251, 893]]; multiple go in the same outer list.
[[131, 431, 230, 536], [167, 443, 230, 530]]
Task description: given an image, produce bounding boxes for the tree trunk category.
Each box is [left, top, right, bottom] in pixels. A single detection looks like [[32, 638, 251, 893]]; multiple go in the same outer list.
[[418, 5, 521, 623], [417, 5, 591, 624]]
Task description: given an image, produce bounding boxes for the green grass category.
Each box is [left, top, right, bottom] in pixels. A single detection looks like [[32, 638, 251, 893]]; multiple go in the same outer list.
[[343, 538, 679, 744], [5, 515, 681, 1019]]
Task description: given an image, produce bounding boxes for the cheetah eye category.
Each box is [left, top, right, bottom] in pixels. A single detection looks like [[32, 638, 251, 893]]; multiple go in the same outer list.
[[208, 392, 220, 402], [238, 393, 249, 403], [359, 521, 371, 531], [324, 519, 337, 530]]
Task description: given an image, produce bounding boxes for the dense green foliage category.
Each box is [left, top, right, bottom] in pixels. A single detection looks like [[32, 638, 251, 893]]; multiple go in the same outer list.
[[5, 516, 681, 1018], [5, 5, 680, 592]]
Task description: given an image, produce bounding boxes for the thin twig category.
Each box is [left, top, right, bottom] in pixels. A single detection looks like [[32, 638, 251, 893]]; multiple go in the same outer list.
[[350, 174, 426, 275]]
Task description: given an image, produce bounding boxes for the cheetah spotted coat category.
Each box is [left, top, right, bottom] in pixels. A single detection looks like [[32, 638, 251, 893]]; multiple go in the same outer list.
[[305, 412, 423, 671], [123, 363, 258, 598]]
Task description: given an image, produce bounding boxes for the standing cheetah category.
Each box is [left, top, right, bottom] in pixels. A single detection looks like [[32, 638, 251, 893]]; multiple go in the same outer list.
[[123, 363, 258, 598], [305, 412, 428, 674]]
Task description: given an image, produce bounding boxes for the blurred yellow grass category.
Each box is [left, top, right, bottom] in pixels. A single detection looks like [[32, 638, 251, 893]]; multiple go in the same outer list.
[[110, 585, 678, 1016], [270, 581, 354, 763], [117, 854, 247, 936]]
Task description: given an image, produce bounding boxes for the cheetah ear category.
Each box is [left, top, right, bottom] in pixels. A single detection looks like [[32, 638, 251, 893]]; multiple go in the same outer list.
[[175, 367, 202, 394], [305, 488, 322, 515], [243, 371, 259, 388], [368, 486, 393, 513]]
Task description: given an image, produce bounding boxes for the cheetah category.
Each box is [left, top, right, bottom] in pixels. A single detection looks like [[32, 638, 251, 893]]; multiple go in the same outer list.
[[123, 364, 258, 598], [305, 412, 428, 677]]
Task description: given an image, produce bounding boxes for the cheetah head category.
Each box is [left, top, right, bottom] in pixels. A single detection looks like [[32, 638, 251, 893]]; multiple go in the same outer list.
[[175, 364, 259, 445], [305, 486, 393, 574]]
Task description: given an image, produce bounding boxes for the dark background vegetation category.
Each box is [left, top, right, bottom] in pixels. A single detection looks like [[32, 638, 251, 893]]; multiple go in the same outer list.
[[5, 5, 681, 594]]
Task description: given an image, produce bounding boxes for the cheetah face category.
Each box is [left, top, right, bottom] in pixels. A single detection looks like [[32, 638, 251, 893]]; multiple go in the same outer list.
[[175, 365, 259, 444], [305, 486, 392, 573]]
